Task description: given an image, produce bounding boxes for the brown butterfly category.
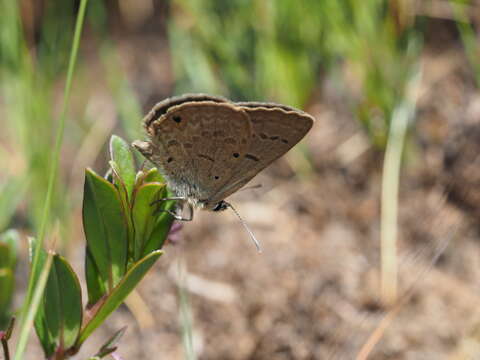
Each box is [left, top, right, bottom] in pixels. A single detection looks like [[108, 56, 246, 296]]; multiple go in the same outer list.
[[133, 94, 314, 250]]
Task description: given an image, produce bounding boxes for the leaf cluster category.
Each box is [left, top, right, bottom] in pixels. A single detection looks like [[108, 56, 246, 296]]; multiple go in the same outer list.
[[29, 135, 175, 359]]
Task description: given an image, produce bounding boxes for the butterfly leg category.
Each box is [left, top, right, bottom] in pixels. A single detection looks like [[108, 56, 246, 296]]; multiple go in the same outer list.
[[151, 197, 194, 221], [155, 209, 191, 221]]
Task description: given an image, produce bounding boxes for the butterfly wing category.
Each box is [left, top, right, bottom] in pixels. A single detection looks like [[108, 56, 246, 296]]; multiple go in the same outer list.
[[142, 100, 253, 202], [208, 104, 314, 203], [143, 93, 228, 128]]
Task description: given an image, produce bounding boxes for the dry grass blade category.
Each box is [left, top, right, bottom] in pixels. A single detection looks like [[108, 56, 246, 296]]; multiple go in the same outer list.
[[357, 232, 452, 360], [380, 68, 421, 305]]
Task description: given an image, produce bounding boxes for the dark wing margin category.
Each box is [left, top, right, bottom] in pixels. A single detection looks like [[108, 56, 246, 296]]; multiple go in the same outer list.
[[144, 94, 229, 128]]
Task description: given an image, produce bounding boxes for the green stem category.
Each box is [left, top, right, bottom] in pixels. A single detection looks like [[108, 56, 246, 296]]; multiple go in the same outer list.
[[14, 0, 89, 358], [14, 251, 54, 360]]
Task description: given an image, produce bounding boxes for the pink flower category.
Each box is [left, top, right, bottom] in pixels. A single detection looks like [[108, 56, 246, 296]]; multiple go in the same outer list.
[[111, 351, 125, 360], [166, 222, 183, 245]]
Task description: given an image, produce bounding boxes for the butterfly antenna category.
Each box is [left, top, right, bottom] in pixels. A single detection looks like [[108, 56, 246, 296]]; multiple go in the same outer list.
[[225, 202, 262, 253], [238, 183, 263, 192]]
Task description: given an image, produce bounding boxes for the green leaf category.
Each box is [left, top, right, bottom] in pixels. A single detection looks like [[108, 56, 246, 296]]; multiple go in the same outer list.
[[109, 159, 135, 261], [142, 181, 176, 255], [94, 326, 126, 358], [142, 210, 175, 256], [0, 268, 13, 329], [142, 167, 166, 184], [0, 244, 12, 270], [142, 186, 176, 255], [31, 239, 56, 357], [0, 178, 26, 232], [77, 250, 162, 346], [32, 251, 83, 355], [109, 160, 129, 205], [0, 229, 19, 268], [83, 168, 128, 296], [53, 255, 83, 349], [85, 247, 106, 306], [109, 135, 136, 198], [131, 183, 166, 260], [43, 260, 61, 342]]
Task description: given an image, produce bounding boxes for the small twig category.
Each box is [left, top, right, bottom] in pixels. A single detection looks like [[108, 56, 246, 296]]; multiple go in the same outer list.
[[1, 317, 15, 360], [1, 337, 10, 360]]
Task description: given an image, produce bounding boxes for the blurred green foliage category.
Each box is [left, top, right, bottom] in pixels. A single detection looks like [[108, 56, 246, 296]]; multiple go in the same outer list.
[[0, 0, 479, 358], [0, 0, 478, 236], [170, 0, 327, 107], [0, 230, 18, 329], [170, 0, 422, 148], [0, 1, 73, 232], [0, 0, 142, 236], [451, 0, 480, 87]]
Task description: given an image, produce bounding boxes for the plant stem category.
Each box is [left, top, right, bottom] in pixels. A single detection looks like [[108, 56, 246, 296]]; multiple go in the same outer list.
[[2, 338, 10, 360], [14, 251, 54, 360], [14, 0, 89, 358], [380, 67, 421, 305]]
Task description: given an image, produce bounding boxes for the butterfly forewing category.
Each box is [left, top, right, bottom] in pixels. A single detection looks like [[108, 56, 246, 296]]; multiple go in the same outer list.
[[136, 94, 315, 209], [144, 93, 228, 128], [146, 101, 252, 201]]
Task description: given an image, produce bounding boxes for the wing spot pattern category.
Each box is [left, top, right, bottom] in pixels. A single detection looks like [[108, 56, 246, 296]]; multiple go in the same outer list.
[[245, 154, 260, 162], [167, 139, 180, 147], [173, 116, 182, 123], [198, 154, 215, 162]]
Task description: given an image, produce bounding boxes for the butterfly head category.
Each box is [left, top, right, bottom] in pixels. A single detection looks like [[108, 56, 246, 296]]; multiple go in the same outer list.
[[212, 200, 229, 212], [197, 199, 229, 212]]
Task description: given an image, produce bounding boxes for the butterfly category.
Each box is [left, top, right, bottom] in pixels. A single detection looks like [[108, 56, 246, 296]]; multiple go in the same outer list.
[[133, 94, 314, 250]]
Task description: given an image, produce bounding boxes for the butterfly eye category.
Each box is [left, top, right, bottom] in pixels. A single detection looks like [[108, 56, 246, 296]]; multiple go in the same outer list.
[[173, 115, 182, 123], [212, 201, 228, 212]]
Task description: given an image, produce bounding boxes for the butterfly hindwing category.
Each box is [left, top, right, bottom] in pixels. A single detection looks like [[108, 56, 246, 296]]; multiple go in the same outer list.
[[208, 104, 314, 203]]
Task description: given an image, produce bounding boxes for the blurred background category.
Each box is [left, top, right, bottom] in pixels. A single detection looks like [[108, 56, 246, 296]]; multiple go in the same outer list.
[[1, 0, 480, 359]]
